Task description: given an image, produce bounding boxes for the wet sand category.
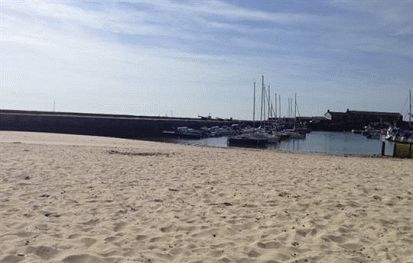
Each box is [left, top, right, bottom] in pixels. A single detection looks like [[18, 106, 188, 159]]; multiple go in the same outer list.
[[0, 131, 412, 263]]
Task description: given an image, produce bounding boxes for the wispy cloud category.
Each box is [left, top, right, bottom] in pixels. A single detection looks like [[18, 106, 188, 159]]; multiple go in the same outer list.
[[125, 0, 320, 24], [1, 0, 413, 118]]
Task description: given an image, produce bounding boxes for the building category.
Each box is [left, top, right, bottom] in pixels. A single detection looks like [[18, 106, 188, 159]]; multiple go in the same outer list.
[[325, 109, 403, 130]]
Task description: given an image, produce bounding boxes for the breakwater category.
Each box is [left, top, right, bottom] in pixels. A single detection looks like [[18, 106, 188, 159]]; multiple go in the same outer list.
[[0, 109, 240, 139], [4, 109, 404, 139]]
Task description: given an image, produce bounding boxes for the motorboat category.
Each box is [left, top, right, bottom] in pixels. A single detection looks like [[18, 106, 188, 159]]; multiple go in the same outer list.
[[162, 127, 205, 139]]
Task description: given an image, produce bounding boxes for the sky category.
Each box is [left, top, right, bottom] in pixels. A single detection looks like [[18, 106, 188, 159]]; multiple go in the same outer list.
[[1, 0, 413, 120]]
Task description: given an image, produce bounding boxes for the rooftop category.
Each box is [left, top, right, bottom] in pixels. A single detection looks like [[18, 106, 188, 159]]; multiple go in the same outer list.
[[326, 109, 402, 117]]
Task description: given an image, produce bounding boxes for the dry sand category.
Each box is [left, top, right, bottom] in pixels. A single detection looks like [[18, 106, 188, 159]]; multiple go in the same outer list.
[[0, 131, 412, 263]]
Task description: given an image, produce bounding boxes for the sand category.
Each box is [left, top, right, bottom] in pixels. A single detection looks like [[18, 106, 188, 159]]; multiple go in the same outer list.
[[0, 131, 412, 263]]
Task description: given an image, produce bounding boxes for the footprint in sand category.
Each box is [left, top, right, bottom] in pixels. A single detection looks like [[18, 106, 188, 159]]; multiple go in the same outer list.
[[295, 228, 312, 237], [104, 236, 117, 243], [340, 242, 363, 251], [322, 234, 346, 244], [208, 249, 224, 257], [62, 254, 106, 263], [149, 236, 162, 242], [135, 235, 148, 241], [257, 241, 282, 249], [246, 249, 260, 258], [217, 257, 231, 263], [113, 221, 127, 232], [67, 233, 81, 239], [0, 255, 24, 263], [160, 225, 175, 233], [26, 246, 59, 261], [80, 237, 97, 248]]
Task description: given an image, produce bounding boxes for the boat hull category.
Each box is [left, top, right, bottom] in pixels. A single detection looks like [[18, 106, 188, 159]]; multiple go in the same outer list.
[[228, 137, 268, 148], [162, 131, 203, 139]]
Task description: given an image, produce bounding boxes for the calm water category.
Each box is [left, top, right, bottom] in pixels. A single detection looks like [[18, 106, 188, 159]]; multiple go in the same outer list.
[[166, 131, 395, 156]]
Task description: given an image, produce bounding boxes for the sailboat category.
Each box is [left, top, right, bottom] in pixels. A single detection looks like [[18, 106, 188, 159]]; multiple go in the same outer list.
[[228, 133, 269, 147], [274, 93, 306, 139], [228, 75, 280, 147]]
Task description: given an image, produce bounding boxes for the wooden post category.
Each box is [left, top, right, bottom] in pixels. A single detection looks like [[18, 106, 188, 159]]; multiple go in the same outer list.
[[393, 142, 397, 158], [381, 141, 386, 156]]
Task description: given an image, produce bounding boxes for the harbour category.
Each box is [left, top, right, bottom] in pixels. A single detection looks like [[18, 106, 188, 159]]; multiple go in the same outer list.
[[156, 78, 412, 158], [163, 131, 396, 156]]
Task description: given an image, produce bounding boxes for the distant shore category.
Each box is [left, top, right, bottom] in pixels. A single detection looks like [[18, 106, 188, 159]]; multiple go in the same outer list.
[[1, 131, 412, 263]]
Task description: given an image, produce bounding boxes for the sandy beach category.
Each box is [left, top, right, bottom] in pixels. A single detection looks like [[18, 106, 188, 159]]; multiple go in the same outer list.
[[0, 131, 412, 263]]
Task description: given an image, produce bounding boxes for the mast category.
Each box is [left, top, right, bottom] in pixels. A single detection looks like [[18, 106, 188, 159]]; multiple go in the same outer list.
[[279, 95, 281, 118], [288, 98, 291, 117], [294, 93, 297, 129], [294, 93, 297, 118], [262, 76, 266, 124], [274, 92, 277, 118], [264, 86, 267, 122], [253, 82, 256, 126], [268, 85, 271, 120], [260, 75, 264, 123], [290, 98, 292, 117], [409, 89, 412, 126], [287, 98, 289, 117]]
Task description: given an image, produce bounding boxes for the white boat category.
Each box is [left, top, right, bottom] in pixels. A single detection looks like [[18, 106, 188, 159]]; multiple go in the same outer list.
[[279, 129, 306, 140], [253, 130, 280, 144]]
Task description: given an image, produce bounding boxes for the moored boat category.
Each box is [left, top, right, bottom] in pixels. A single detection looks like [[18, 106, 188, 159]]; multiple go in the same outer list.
[[228, 134, 268, 147], [162, 127, 205, 139]]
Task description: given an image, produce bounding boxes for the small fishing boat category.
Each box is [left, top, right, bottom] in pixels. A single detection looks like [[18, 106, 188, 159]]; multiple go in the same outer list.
[[162, 127, 205, 139], [362, 126, 382, 140], [248, 128, 280, 143], [276, 129, 306, 140]]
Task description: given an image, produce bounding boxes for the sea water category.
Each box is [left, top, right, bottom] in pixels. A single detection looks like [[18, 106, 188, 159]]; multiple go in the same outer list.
[[166, 131, 395, 156]]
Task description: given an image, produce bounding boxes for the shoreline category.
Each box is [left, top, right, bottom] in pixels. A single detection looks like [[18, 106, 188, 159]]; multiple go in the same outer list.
[[1, 130, 400, 159], [0, 131, 386, 159]]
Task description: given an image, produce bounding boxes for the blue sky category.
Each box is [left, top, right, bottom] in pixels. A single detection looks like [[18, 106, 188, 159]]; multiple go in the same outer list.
[[1, 0, 413, 120]]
